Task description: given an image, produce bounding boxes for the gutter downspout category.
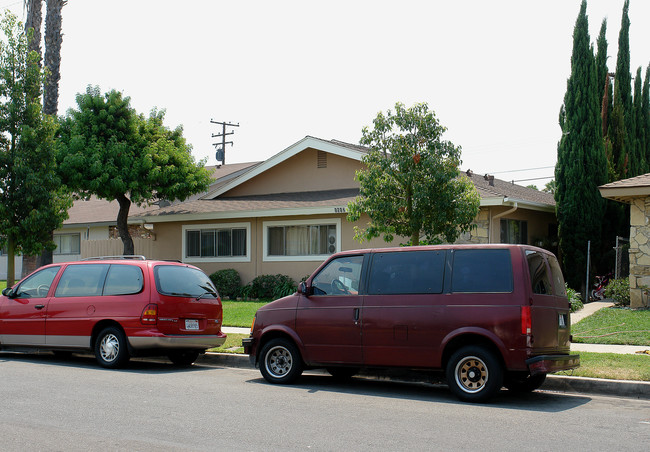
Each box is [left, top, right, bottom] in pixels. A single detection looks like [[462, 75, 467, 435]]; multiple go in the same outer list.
[[490, 199, 518, 243]]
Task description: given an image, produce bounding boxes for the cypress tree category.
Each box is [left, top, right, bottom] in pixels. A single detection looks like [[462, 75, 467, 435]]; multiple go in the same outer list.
[[611, 0, 632, 178], [632, 67, 645, 174], [556, 0, 608, 292], [642, 65, 650, 169]]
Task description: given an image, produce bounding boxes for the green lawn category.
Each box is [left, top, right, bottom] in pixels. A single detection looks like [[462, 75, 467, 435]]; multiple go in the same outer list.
[[555, 351, 650, 381], [572, 307, 650, 346], [222, 300, 269, 327]]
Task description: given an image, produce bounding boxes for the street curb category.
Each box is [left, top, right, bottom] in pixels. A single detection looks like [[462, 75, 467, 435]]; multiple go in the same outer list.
[[200, 352, 650, 400], [543, 375, 650, 400]]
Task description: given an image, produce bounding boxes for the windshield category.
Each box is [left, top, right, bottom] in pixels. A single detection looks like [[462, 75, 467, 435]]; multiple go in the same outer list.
[[154, 265, 219, 298]]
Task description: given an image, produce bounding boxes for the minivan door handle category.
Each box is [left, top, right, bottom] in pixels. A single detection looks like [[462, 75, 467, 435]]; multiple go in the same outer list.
[[34, 304, 45, 310], [353, 308, 360, 324]]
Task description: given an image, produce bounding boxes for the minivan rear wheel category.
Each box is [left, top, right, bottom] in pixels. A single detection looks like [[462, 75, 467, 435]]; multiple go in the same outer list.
[[95, 326, 130, 369], [168, 350, 200, 366], [259, 338, 303, 384], [446, 345, 503, 402]]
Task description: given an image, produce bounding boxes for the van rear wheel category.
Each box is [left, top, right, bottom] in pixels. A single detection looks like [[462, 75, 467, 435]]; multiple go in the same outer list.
[[504, 372, 547, 393], [259, 338, 303, 384], [446, 345, 503, 403]]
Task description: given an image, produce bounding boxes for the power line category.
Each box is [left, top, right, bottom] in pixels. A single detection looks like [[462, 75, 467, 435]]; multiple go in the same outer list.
[[490, 165, 555, 175]]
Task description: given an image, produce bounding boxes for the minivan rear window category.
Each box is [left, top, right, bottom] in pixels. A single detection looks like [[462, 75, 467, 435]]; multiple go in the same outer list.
[[368, 250, 444, 295], [451, 249, 513, 293], [154, 265, 219, 298]]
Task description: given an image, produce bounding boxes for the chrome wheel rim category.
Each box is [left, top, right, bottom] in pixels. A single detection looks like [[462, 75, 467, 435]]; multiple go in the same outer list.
[[99, 333, 120, 363], [265, 345, 293, 378], [455, 355, 488, 394]]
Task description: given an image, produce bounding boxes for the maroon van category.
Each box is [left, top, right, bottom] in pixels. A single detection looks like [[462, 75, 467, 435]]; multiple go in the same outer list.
[[243, 244, 579, 402]]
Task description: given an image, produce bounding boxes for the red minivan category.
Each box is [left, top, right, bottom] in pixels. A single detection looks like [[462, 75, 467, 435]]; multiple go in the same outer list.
[[0, 256, 226, 368], [243, 244, 579, 402]]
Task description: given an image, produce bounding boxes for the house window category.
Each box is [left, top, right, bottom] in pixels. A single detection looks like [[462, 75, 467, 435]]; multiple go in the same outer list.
[[186, 228, 246, 258], [54, 233, 81, 255], [500, 219, 527, 244], [263, 219, 341, 261]]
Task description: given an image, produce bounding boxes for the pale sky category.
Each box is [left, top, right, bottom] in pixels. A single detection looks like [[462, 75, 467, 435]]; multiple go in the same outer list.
[[4, 0, 650, 187]]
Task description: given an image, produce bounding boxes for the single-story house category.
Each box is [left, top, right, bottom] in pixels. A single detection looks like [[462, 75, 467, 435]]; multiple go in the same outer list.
[[129, 136, 558, 284], [2, 136, 559, 285], [599, 173, 650, 308]]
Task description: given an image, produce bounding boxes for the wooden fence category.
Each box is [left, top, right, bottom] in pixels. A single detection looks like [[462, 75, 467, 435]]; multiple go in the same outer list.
[[81, 238, 155, 259]]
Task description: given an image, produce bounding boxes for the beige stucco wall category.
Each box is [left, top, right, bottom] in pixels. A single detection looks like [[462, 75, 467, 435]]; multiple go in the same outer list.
[[224, 148, 362, 197], [628, 198, 649, 308], [146, 206, 557, 287]]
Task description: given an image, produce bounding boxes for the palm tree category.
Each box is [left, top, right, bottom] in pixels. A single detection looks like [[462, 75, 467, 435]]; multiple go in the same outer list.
[[24, 0, 42, 60], [43, 0, 66, 116]]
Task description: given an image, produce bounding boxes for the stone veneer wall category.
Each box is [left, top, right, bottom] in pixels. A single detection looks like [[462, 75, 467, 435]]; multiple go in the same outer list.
[[628, 198, 649, 308]]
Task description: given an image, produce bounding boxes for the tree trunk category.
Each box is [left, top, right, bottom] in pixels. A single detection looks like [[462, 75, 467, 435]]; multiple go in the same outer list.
[[25, 0, 43, 61], [116, 194, 134, 255], [38, 0, 66, 267], [43, 0, 65, 116], [7, 237, 16, 288]]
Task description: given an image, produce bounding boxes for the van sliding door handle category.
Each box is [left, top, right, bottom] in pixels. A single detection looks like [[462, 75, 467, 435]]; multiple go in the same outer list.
[[353, 308, 360, 323]]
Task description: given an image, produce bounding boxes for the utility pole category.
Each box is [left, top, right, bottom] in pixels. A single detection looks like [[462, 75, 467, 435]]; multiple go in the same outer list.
[[211, 120, 239, 166]]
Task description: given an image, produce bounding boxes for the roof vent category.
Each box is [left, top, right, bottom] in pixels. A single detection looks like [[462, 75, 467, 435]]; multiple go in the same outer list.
[[484, 174, 495, 186], [317, 150, 327, 169]]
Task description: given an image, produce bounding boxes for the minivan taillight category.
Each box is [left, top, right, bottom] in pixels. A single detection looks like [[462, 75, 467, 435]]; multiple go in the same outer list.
[[521, 306, 532, 335], [141, 304, 158, 325]]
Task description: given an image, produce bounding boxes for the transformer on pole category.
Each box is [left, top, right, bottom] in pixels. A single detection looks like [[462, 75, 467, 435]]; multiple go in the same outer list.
[[211, 120, 239, 166]]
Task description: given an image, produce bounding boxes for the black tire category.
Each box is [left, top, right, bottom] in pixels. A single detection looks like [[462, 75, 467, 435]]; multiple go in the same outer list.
[[446, 345, 503, 403], [326, 367, 359, 380], [94, 326, 130, 369], [504, 372, 547, 393], [259, 338, 303, 384], [168, 350, 200, 366]]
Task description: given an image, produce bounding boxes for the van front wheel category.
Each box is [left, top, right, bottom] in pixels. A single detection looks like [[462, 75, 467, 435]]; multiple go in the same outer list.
[[446, 346, 503, 403], [259, 338, 303, 384]]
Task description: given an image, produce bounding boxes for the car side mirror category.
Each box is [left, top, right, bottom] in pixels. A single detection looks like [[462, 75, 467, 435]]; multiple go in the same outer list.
[[298, 281, 313, 296], [2, 287, 15, 298]]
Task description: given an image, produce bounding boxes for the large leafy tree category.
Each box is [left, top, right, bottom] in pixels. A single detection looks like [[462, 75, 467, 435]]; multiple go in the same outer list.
[[57, 86, 212, 255], [556, 1, 608, 292], [0, 12, 70, 286], [347, 102, 480, 246]]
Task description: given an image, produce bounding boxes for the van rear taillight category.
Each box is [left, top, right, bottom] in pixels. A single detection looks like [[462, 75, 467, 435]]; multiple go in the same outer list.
[[521, 306, 532, 335], [141, 304, 158, 324]]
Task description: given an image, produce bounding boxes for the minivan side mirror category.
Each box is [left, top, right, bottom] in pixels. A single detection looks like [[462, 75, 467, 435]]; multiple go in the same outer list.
[[298, 281, 313, 296]]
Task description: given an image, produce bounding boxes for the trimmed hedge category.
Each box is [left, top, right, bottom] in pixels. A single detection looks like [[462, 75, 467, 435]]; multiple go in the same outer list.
[[209, 269, 241, 298]]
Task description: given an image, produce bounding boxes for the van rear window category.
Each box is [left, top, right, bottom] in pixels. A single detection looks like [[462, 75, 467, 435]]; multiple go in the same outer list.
[[154, 265, 219, 298], [368, 250, 444, 295], [451, 249, 513, 293]]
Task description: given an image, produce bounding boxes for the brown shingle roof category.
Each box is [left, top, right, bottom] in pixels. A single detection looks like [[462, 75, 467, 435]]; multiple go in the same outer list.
[[64, 196, 152, 225], [136, 189, 360, 218], [465, 171, 555, 206]]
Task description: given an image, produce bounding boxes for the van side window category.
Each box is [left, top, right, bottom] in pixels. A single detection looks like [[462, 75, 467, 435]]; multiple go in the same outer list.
[[55, 264, 109, 297], [368, 251, 444, 295], [14, 266, 60, 298], [526, 251, 552, 295], [312, 255, 363, 296], [104, 265, 144, 296], [451, 249, 513, 293]]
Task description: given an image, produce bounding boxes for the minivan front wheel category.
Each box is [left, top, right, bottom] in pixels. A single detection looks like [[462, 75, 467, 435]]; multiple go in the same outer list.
[[95, 326, 130, 369], [446, 346, 503, 402], [259, 338, 303, 384]]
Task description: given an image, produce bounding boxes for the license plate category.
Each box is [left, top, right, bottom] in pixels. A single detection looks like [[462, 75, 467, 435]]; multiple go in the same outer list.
[[185, 319, 199, 330]]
